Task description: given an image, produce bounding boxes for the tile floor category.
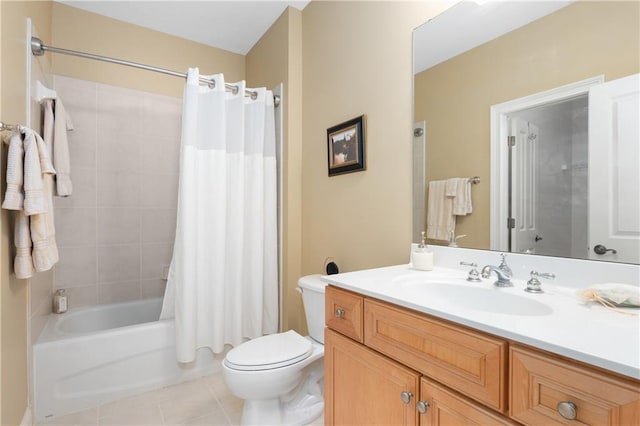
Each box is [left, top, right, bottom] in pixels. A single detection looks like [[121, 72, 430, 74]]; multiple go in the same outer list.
[[36, 372, 325, 426], [37, 373, 243, 426]]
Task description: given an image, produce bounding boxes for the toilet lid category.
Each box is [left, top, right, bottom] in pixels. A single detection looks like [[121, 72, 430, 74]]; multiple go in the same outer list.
[[225, 330, 313, 371]]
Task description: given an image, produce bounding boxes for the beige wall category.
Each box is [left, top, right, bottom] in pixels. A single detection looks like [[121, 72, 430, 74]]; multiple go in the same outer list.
[[51, 2, 245, 98], [301, 1, 449, 275], [415, 1, 640, 249], [246, 7, 305, 334], [1, 1, 52, 423]]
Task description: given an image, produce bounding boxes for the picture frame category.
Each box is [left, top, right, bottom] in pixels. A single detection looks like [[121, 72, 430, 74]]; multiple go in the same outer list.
[[327, 115, 366, 176]]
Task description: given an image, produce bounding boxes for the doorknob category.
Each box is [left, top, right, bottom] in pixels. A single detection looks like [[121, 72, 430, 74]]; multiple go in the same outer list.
[[535, 234, 543, 242], [593, 244, 617, 255]]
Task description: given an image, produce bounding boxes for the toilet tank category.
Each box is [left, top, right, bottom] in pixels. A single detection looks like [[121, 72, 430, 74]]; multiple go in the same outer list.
[[298, 275, 328, 344]]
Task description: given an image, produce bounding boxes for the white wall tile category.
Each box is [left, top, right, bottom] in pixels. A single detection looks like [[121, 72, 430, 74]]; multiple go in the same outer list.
[[96, 84, 143, 134], [54, 207, 97, 247], [139, 136, 181, 174], [97, 281, 141, 305], [140, 173, 179, 209], [141, 243, 173, 279], [68, 126, 98, 169], [140, 278, 167, 299], [97, 208, 140, 245], [97, 245, 140, 283], [97, 171, 139, 207], [53, 75, 182, 308], [141, 209, 176, 244], [97, 128, 140, 173], [141, 94, 182, 140], [53, 166, 97, 209], [62, 285, 98, 309], [29, 269, 53, 315], [55, 246, 97, 287]]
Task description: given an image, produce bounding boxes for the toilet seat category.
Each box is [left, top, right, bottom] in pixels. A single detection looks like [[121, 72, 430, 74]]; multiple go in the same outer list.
[[224, 330, 313, 371]]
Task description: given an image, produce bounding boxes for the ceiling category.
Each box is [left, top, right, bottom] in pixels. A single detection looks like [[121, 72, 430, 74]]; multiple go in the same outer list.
[[55, 0, 310, 55]]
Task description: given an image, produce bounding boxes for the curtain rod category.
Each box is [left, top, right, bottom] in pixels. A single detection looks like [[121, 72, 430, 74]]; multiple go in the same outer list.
[[30, 37, 280, 107]]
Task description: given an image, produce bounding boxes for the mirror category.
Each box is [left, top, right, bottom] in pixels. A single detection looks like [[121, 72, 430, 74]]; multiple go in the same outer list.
[[413, 0, 640, 264]]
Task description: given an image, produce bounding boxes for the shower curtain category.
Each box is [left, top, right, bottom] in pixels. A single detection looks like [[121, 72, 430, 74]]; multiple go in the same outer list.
[[160, 68, 278, 363]]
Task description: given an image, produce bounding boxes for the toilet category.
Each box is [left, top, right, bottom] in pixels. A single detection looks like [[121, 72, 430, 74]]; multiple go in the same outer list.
[[222, 275, 327, 425]]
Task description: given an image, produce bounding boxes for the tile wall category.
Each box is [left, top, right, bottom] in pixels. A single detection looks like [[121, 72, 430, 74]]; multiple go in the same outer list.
[[52, 75, 181, 308]]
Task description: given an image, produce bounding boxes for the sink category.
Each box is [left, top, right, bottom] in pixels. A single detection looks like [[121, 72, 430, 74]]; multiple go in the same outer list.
[[398, 281, 553, 316]]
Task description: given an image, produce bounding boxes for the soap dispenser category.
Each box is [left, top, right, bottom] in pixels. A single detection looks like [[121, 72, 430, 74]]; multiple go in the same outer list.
[[412, 231, 434, 271]]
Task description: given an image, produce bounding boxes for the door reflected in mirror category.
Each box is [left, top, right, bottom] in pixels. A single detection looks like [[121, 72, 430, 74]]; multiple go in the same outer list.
[[413, 0, 640, 264]]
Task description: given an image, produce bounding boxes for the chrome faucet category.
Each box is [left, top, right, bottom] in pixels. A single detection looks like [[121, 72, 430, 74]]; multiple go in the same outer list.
[[481, 253, 513, 287]]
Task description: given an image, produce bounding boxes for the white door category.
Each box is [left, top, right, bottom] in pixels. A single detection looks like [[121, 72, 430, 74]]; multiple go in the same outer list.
[[509, 117, 539, 254], [588, 73, 640, 263]]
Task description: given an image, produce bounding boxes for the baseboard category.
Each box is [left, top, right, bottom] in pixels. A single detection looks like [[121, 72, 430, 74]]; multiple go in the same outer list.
[[20, 406, 33, 426]]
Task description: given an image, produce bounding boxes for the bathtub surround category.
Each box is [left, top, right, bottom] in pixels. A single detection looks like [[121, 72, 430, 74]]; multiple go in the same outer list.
[[52, 75, 181, 308], [161, 70, 278, 362]]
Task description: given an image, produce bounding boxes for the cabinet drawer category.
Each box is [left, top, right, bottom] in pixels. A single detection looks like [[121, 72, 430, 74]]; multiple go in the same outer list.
[[510, 345, 640, 425], [325, 286, 363, 343], [364, 298, 508, 413], [420, 377, 518, 426]]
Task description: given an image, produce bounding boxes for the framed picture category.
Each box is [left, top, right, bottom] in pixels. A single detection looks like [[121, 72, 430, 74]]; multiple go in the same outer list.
[[327, 115, 366, 176]]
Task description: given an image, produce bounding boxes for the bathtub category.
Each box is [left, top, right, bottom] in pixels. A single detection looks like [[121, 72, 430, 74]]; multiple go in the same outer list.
[[33, 298, 222, 421]]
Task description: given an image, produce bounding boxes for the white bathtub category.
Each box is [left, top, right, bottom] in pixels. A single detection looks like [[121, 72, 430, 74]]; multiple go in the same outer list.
[[33, 298, 222, 421]]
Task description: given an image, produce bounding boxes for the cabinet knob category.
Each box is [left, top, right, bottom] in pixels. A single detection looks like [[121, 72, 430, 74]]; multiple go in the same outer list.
[[557, 401, 577, 420], [400, 391, 413, 404], [334, 308, 345, 318], [416, 400, 430, 414]]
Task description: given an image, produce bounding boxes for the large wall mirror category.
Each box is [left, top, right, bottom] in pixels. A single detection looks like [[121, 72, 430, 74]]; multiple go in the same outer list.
[[413, 0, 639, 265]]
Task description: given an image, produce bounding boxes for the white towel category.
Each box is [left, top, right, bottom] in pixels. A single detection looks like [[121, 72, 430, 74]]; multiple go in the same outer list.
[[1, 133, 25, 210], [1, 128, 59, 278], [426, 180, 455, 241], [14, 211, 35, 279], [452, 178, 473, 216], [445, 178, 458, 197], [23, 128, 54, 215], [53, 99, 74, 196]]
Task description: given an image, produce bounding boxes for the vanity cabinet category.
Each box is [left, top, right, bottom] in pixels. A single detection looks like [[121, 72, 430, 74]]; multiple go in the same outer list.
[[324, 285, 640, 426]]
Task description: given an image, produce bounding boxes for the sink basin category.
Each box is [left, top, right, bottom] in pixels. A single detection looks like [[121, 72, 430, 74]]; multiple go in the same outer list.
[[399, 281, 553, 316]]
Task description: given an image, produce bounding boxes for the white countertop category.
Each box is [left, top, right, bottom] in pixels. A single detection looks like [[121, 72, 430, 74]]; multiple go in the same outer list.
[[323, 264, 640, 380]]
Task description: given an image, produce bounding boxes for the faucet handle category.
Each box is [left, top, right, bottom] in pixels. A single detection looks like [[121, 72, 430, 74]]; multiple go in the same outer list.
[[525, 270, 555, 293], [498, 253, 513, 276], [460, 261, 481, 282]]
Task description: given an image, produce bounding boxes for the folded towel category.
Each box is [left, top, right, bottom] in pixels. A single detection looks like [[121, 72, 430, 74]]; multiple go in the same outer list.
[[53, 99, 74, 196], [426, 180, 455, 241], [2, 133, 25, 210], [445, 178, 458, 197], [452, 177, 473, 216]]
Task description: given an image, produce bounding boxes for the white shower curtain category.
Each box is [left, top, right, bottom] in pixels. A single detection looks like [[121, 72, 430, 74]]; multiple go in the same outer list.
[[160, 68, 278, 363]]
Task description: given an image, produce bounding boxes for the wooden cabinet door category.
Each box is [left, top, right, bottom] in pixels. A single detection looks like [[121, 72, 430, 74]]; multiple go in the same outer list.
[[325, 328, 419, 426], [510, 346, 640, 425], [419, 377, 518, 426]]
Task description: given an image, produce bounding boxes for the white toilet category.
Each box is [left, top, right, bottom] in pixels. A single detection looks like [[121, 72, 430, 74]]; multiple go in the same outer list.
[[222, 275, 327, 425]]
